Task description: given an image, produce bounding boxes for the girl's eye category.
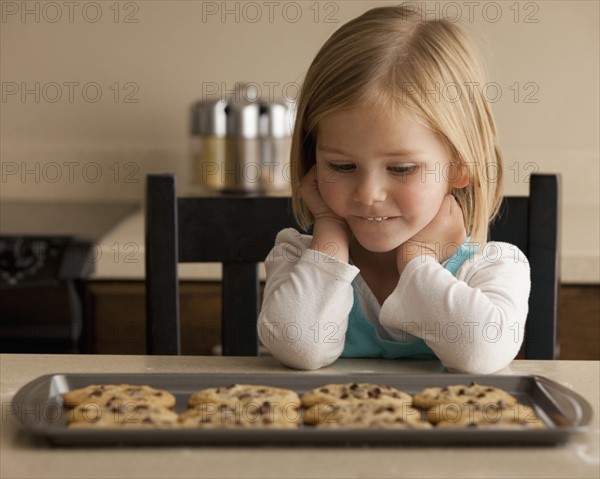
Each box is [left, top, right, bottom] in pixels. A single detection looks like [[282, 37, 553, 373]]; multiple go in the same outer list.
[[328, 163, 355, 172], [388, 165, 417, 175]]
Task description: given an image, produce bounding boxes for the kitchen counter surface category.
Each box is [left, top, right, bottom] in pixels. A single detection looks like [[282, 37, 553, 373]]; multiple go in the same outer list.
[[1, 354, 599, 479]]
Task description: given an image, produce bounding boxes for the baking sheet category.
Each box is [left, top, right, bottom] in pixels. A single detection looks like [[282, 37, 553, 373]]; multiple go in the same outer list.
[[10, 373, 593, 446]]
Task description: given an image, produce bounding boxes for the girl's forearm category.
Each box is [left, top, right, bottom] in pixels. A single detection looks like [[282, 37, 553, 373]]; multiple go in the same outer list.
[[258, 228, 359, 370], [382, 243, 531, 374], [309, 218, 351, 263]]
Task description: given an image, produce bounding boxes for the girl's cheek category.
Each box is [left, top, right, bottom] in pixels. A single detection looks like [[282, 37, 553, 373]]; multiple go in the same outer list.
[[319, 181, 345, 211], [318, 167, 340, 188], [320, 184, 340, 205], [318, 167, 339, 190], [399, 185, 443, 219], [406, 177, 445, 201]]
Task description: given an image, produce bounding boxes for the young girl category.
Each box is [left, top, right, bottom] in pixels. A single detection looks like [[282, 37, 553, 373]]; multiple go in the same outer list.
[[257, 5, 530, 374]]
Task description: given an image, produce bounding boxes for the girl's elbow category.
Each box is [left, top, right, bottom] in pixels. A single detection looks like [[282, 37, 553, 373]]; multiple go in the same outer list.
[[267, 344, 337, 371], [444, 340, 520, 374], [257, 325, 338, 370], [288, 353, 335, 371], [451, 309, 525, 374], [448, 355, 513, 375]]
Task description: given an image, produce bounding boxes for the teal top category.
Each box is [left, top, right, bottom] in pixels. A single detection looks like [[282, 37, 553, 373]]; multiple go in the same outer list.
[[341, 241, 475, 359]]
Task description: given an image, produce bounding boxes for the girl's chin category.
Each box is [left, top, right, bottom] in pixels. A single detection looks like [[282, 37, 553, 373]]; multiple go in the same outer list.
[[348, 219, 425, 254], [351, 235, 405, 254]]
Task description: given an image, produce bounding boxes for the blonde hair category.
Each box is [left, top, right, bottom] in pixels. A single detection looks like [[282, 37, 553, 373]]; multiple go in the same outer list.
[[291, 4, 503, 246]]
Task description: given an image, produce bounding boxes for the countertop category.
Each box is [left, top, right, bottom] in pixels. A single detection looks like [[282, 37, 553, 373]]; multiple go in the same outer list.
[[90, 208, 599, 283], [1, 354, 599, 479]]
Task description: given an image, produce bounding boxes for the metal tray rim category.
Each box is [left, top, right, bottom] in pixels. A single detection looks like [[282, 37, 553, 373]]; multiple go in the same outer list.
[[10, 372, 594, 446]]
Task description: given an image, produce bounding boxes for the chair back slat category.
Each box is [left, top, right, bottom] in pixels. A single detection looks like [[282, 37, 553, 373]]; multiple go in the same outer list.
[[489, 197, 529, 252], [178, 197, 297, 263], [145, 174, 181, 354], [222, 262, 260, 356], [526, 175, 561, 359]]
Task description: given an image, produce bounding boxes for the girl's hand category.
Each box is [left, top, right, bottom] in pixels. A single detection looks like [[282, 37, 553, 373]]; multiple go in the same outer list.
[[397, 194, 467, 272], [300, 165, 351, 261], [299, 165, 345, 225]]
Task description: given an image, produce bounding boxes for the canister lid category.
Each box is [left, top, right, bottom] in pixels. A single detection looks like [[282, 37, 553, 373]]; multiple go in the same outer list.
[[226, 99, 260, 139], [259, 102, 293, 138], [190, 99, 227, 137]]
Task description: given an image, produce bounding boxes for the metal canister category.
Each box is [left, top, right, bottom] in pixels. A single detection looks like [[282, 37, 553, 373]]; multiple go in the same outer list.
[[190, 99, 227, 191], [223, 98, 262, 193], [190, 84, 294, 194], [259, 101, 293, 194]]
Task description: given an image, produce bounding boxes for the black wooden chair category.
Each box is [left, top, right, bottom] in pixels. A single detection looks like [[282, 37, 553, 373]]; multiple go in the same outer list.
[[145, 173, 560, 359], [488, 174, 561, 359]]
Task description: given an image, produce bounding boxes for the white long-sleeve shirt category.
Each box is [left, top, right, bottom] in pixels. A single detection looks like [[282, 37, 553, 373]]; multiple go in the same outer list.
[[257, 228, 531, 374]]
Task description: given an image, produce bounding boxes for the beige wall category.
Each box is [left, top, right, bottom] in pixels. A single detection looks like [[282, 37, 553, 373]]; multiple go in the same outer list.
[[1, 0, 598, 282]]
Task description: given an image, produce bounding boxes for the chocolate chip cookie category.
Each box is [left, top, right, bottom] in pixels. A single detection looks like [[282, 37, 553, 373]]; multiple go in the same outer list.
[[304, 402, 432, 429], [67, 403, 179, 429], [301, 383, 412, 408], [179, 402, 301, 429], [434, 402, 546, 429], [413, 382, 517, 411], [63, 384, 176, 409], [188, 384, 301, 411]]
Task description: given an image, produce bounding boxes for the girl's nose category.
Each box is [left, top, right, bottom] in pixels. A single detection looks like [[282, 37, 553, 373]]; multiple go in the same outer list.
[[353, 174, 386, 205]]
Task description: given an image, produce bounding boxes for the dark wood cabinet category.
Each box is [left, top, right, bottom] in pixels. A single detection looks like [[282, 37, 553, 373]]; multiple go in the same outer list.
[[557, 286, 600, 360], [84, 282, 599, 360], [84, 281, 222, 355]]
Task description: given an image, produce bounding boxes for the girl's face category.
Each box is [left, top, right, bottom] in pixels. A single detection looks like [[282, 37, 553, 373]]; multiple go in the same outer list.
[[316, 104, 462, 253]]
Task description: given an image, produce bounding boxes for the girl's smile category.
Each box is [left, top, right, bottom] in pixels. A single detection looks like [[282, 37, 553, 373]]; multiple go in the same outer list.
[[360, 216, 392, 221]]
